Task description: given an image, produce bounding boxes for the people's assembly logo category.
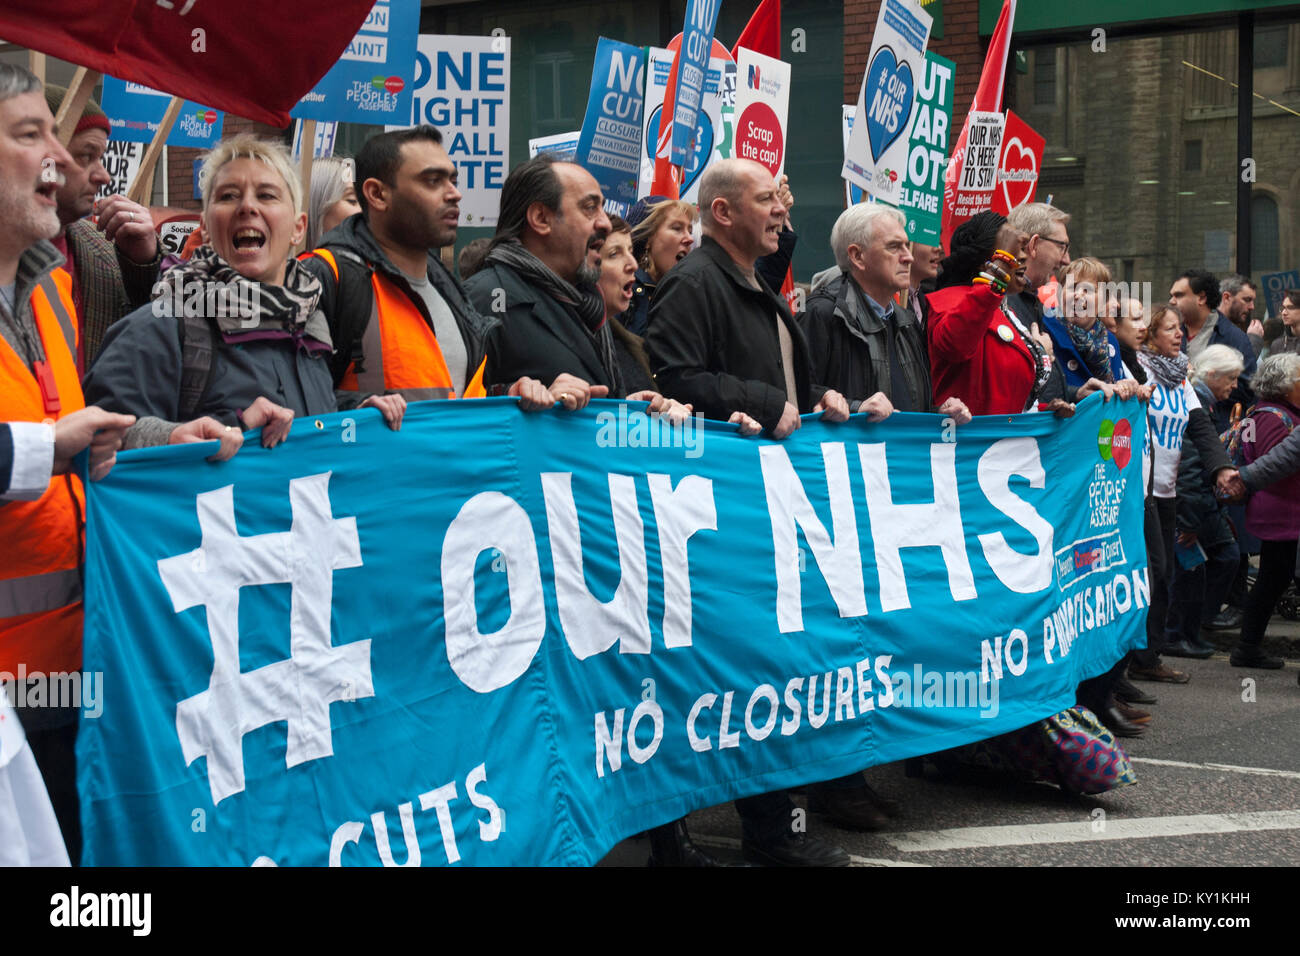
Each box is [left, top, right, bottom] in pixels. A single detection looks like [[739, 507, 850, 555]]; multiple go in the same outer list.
[[1097, 418, 1132, 468], [373, 75, 404, 95], [177, 109, 219, 140]]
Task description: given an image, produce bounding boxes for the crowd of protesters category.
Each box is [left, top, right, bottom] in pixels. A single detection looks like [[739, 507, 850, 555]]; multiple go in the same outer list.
[[3, 61, 1298, 867]]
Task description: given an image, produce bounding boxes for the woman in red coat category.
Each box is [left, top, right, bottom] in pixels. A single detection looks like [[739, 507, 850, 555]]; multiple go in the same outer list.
[[928, 212, 1074, 416]]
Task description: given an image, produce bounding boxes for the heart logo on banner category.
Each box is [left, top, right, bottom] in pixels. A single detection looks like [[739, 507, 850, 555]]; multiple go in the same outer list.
[[999, 136, 1038, 212], [645, 106, 716, 195], [865, 46, 914, 163]]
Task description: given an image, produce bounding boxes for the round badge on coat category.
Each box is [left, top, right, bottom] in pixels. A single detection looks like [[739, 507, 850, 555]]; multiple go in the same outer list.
[[997, 325, 1014, 342], [1068, 359, 1079, 371]]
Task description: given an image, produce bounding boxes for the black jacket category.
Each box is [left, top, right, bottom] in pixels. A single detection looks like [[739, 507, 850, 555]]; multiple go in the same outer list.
[[799, 273, 932, 412], [300, 214, 494, 390], [1175, 425, 1235, 546], [646, 235, 825, 430], [465, 259, 654, 397], [625, 226, 796, 338]]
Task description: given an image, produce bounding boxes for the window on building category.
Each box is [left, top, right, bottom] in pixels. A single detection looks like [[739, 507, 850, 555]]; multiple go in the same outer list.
[[532, 52, 578, 125], [1254, 24, 1288, 69], [1034, 47, 1057, 106], [1184, 140, 1202, 172], [1252, 194, 1280, 272]]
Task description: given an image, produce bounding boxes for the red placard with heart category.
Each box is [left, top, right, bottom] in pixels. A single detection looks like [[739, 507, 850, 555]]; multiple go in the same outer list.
[[991, 111, 1045, 215]]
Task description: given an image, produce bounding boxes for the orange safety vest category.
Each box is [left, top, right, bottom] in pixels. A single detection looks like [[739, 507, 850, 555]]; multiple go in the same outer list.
[[310, 249, 486, 401], [0, 270, 86, 676]]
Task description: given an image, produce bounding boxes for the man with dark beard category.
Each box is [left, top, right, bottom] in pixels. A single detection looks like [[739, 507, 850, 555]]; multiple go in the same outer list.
[[302, 126, 558, 409], [465, 154, 619, 406]]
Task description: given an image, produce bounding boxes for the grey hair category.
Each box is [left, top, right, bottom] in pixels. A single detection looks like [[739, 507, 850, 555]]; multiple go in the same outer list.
[[1006, 201, 1069, 240], [1189, 344, 1245, 385], [1219, 274, 1255, 298], [0, 64, 42, 104], [830, 203, 905, 272], [698, 158, 765, 231], [1250, 353, 1300, 401], [305, 156, 354, 251]]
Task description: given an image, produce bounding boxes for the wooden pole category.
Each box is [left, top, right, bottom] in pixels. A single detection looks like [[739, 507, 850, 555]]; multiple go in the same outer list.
[[297, 119, 317, 254], [54, 66, 101, 146], [28, 51, 45, 86], [126, 96, 183, 205]]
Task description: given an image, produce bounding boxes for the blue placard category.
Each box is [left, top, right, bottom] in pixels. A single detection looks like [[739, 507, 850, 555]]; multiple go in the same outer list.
[[575, 38, 645, 208], [99, 76, 224, 149], [79, 396, 1146, 865], [291, 0, 420, 125], [1260, 270, 1300, 319], [671, 0, 722, 166]]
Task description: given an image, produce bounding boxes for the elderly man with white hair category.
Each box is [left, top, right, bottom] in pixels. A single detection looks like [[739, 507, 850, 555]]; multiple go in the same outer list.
[[800, 202, 969, 422]]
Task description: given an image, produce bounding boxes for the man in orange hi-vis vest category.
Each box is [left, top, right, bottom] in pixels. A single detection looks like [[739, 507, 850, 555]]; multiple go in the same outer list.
[[0, 65, 136, 864], [300, 126, 574, 412]]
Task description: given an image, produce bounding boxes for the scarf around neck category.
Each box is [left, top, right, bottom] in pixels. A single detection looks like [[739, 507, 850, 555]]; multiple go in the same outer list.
[[485, 239, 623, 395], [155, 246, 331, 353], [1140, 349, 1189, 390], [1066, 319, 1115, 382], [999, 299, 1052, 411]]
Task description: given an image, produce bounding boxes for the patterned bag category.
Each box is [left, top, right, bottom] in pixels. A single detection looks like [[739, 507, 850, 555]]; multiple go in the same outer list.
[[930, 706, 1138, 795], [993, 706, 1137, 794]]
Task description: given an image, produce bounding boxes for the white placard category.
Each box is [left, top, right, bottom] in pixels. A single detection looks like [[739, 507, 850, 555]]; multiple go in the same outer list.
[[732, 48, 791, 180], [390, 34, 511, 228], [842, 0, 932, 204]]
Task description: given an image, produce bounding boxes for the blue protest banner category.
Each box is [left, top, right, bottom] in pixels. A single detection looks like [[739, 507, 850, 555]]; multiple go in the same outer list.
[[291, 0, 419, 125], [1260, 270, 1300, 319], [576, 38, 645, 209], [79, 396, 1146, 865], [99, 76, 224, 149], [671, 0, 723, 166]]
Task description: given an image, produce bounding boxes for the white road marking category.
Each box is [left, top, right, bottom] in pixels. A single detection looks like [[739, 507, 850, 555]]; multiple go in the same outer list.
[[882, 809, 1300, 853], [693, 834, 929, 867], [1130, 757, 1300, 780]]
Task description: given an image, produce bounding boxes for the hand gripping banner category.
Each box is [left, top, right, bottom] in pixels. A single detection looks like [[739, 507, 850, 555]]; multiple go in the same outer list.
[[78, 396, 1147, 865]]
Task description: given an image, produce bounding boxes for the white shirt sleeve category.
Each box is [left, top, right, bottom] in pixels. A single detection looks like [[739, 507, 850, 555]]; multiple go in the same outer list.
[[3, 422, 55, 501]]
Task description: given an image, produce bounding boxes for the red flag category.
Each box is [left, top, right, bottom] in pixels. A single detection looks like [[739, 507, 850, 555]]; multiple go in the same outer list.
[[731, 0, 782, 59], [940, 0, 1016, 250], [651, 36, 686, 198], [0, 0, 375, 128], [651, 34, 733, 198]]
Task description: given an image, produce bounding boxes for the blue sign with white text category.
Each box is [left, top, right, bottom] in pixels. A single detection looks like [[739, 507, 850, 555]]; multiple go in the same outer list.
[[1261, 270, 1300, 319], [79, 396, 1146, 865], [291, 0, 419, 125], [100, 76, 224, 149], [576, 38, 645, 208], [671, 0, 722, 166]]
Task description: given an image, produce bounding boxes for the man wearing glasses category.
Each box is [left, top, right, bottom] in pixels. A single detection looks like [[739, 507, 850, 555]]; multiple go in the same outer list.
[[1004, 202, 1072, 332]]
